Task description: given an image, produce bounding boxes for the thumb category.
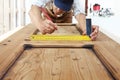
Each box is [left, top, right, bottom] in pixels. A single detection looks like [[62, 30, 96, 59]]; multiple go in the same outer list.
[[82, 30, 86, 35]]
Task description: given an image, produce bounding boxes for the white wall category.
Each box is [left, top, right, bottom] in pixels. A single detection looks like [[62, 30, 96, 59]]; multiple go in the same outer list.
[[25, 0, 120, 23], [88, 0, 120, 14], [25, 0, 32, 24], [88, 0, 120, 44]]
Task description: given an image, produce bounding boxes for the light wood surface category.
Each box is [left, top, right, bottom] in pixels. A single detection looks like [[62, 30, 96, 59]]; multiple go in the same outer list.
[[94, 44, 120, 79], [0, 23, 120, 80], [0, 24, 36, 79], [3, 48, 112, 80]]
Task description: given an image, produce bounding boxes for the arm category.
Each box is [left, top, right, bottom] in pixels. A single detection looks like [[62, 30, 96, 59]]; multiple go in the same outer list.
[[75, 14, 99, 40], [73, 0, 86, 34], [29, 5, 57, 34], [75, 13, 86, 35], [73, 0, 99, 40], [90, 25, 99, 40]]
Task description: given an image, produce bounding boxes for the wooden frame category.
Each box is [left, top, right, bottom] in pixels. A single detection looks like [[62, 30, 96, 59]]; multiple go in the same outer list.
[[0, 23, 120, 79]]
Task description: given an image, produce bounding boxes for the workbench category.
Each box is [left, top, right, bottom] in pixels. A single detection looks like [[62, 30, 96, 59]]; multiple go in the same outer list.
[[0, 23, 120, 80]]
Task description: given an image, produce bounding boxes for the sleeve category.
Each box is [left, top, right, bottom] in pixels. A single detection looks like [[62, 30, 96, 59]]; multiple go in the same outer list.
[[73, 0, 85, 16], [31, 0, 50, 7]]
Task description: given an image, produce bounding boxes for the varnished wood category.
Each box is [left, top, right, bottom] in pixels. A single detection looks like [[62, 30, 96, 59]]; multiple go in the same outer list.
[[94, 44, 120, 79], [24, 41, 93, 48], [3, 48, 112, 80], [56, 23, 76, 26], [0, 23, 120, 80], [0, 24, 36, 79]]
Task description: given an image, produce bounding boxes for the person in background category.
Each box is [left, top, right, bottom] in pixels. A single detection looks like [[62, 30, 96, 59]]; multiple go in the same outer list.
[[29, 0, 99, 40]]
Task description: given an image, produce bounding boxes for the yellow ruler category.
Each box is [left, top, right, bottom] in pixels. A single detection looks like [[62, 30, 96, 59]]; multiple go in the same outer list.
[[30, 35, 91, 41]]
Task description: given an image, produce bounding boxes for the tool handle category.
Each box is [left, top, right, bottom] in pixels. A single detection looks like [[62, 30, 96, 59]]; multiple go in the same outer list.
[[40, 7, 52, 21], [86, 18, 92, 36]]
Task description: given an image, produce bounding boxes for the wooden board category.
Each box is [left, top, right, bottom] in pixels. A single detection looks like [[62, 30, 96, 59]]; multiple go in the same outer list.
[[0, 23, 120, 80], [0, 24, 36, 79], [3, 48, 112, 80]]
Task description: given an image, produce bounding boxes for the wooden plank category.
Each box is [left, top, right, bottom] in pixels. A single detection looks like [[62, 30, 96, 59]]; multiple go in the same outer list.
[[94, 44, 120, 80], [28, 24, 93, 47], [70, 49, 112, 80], [0, 24, 36, 79], [94, 32, 120, 79], [56, 23, 76, 26], [0, 23, 120, 80], [95, 32, 120, 61], [24, 41, 93, 48], [36, 24, 81, 35], [3, 48, 112, 80]]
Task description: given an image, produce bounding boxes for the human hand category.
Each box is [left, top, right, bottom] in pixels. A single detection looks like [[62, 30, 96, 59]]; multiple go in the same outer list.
[[37, 19, 57, 34], [90, 25, 99, 40]]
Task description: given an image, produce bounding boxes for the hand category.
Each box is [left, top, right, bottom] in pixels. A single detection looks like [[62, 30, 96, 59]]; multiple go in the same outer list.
[[90, 25, 99, 40], [37, 19, 57, 34]]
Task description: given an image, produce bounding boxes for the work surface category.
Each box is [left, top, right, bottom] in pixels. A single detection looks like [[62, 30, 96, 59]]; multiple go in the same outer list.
[[0, 23, 120, 80]]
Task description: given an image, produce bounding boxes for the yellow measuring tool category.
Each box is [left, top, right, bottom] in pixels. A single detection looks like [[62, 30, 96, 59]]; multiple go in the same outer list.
[[30, 35, 91, 41]]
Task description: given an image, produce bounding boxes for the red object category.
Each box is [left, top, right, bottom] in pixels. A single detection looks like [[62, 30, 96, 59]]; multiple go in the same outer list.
[[93, 4, 100, 11], [39, 7, 52, 21]]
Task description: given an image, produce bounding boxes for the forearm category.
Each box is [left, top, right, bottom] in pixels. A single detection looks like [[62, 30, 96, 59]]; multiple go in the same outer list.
[[29, 5, 57, 34], [75, 13, 86, 34], [29, 5, 43, 28]]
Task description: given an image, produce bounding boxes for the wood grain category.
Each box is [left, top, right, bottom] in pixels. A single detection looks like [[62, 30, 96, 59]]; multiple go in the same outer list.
[[0, 24, 36, 79], [0, 23, 120, 80], [24, 41, 93, 48], [94, 44, 120, 80], [3, 48, 112, 80], [37, 24, 80, 35]]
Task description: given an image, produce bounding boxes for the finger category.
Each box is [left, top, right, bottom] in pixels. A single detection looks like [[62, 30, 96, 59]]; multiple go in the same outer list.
[[90, 26, 99, 36], [46, 21, 57, 33], [82, 30, 87, 35], [46, 28, 55, 34], [47, 24, 55, 31], [45, 23, 55, 33], [54, 23, 58, 30], [37, 27, 46, 34], [91, 34, 98, 41], [90, 32, 98, 40], [90, 31, 96, 37], [41, 30, 46, 35], [47, 20, 58, 30], [92, 25, 99, 32]]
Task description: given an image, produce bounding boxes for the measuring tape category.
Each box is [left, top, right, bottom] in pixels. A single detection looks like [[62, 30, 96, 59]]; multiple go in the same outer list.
[[30, 35, 91, 41]]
